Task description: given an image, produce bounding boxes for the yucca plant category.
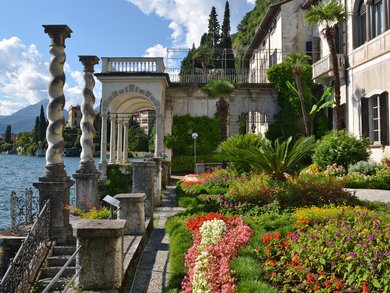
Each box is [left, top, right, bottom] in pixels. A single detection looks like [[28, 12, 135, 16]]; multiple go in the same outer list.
[[220, 135, 316, 180]]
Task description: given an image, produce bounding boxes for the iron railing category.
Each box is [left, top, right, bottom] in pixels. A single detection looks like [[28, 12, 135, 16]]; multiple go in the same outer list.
[[10, 188, 39, 234], [0, 199, 51, 293], [42, 245, 82, 293]]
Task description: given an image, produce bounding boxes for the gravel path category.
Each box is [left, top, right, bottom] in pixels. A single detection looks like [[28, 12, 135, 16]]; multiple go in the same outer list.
[[129, 184, 184, 293], [345, 188, 390, 203]]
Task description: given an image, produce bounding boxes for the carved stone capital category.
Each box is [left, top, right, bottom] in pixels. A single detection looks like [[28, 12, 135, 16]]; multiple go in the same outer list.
[[79, 55, 100, 73], [43, 25, 72, 47]]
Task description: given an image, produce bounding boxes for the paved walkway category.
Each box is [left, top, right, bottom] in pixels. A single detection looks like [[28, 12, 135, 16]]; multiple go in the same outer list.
[[129, 183, 184, 293], [346, 188, 390, 203]]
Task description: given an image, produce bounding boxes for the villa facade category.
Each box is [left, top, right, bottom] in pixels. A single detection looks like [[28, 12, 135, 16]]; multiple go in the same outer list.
[[245, 0, 390, 161]]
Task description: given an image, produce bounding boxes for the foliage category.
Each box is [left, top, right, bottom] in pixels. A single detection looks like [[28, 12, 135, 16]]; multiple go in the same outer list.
[[256, 208, 389, 292], [38, 105, 48, 142], [127, 119, 149, 152], [323, 163, 346, 177], [166, 215, 193, 290], [164, 115, 221, 157], [219, 133, 265, 172], [220, 135, 316, 180], [0, 142, 12, 152], [345, 168, 390, 190], [276, 174, 359, 208], [226, 174, 274, 206], [266, 62, 313, 140], [348, 160, 382, 175], [313, 130, 370, 170], [66, 206, 112, 219], [101, 164, 132, 197]]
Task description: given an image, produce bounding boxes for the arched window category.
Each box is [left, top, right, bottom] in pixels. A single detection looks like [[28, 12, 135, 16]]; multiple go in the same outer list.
[[356, 0, 367, 47]]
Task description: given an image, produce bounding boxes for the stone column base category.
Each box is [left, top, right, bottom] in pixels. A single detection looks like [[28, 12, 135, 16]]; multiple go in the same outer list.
[[115, 193, 145, 235], [33, 175, 74, 244], [73, 171, 100, 211]]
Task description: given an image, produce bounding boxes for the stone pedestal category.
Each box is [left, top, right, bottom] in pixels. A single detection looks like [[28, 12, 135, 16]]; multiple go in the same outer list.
[[132, 161, 156, 219], [153, 157, 162, 207], [114, 193, 145, 235], [72, 220, 126, 291], [73, 171, 100, 211], [33, 176, 74, 244]]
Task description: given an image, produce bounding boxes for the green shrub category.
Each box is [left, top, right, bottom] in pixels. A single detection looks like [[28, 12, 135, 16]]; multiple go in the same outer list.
[[345, 168, 390, 189], [348, 160, 382, 175], [277, 174, 359, 207], [67, 206, 113, 219], [164, 115, 221, 156], [313, 130, 370, 170], [101, 164, 132, 197], [226, 174, 274, 206]]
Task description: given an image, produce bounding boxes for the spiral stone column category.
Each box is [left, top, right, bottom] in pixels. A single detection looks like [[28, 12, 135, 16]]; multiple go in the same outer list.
[[33, 25, 74, 245], [73, 55, 100, 211]]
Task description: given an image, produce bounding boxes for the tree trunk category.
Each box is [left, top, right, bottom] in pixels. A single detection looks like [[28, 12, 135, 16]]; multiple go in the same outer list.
[[294, 72, 311, 136], [325, 27, 342, 130]]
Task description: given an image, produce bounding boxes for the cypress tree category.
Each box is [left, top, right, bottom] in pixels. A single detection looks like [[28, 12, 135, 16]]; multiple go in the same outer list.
[[34, 116, 40, 142], [220, 1, 232, 49], [38, 105, 47, 141], [207, 6, 220, 48], [5, 125, 11, 143]]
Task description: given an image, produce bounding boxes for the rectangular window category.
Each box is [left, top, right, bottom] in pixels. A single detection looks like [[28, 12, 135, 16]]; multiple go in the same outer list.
[[363, 93, 389, 145]]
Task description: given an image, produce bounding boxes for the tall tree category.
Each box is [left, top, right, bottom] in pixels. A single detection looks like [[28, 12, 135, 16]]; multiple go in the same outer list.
[[285, 52, 311, 136], [207, 6, 220, 48], [220, 1, 232, 49], [34, 116, 40, 143], [202, 79, 235, 142], [38, 105, 47, 141], [5, 125, 12, 143], [305, 0, 347, 130]]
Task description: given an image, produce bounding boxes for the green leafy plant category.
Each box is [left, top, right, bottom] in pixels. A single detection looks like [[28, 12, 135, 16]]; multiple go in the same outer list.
[[101, 164, 132, 197], [220, 135, 316, 180], [313, 130, 370, 170], [348, 160, 382, 175]]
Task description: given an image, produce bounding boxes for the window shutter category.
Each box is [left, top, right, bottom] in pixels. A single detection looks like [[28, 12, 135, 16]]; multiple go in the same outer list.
[[361, 98, 369, 138], [380, 93, 389, 145]]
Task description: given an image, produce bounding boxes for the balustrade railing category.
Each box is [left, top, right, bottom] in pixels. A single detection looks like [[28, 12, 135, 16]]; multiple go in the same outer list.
[[101, 57, 165, 73], [10, 188, 39, 234], [0, 199, 51, 293], [167, 68, 251, 84]]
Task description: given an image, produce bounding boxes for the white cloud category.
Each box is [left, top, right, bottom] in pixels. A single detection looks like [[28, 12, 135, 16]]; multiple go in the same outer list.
[[127, 0, 254, 48], [0, 37, 101, 115]]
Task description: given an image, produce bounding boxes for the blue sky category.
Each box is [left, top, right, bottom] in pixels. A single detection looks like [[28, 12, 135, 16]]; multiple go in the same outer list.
[[0, 0, 255, 115]]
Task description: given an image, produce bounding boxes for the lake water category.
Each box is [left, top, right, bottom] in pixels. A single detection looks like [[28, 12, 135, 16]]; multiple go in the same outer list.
[[0, 154, 99, 231]]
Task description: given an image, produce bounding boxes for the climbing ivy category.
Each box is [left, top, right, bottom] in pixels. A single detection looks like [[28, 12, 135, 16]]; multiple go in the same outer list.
[[164, 115, 221, 156]]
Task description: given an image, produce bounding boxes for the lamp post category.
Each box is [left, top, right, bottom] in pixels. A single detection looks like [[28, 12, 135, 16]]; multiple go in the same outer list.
[[192, 132, 198, 174]]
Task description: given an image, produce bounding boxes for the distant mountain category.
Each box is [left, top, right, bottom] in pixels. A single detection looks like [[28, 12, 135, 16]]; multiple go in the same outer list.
[[0, 99, 69, 133]]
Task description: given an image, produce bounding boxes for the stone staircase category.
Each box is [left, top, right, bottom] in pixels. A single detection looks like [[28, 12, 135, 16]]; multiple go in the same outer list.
[[35, 244, 76, 291]]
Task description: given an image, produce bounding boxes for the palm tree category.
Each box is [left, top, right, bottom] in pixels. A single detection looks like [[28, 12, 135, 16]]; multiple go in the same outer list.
[[220, 134, 316, 180], [305, 0, 347, 130], [285, 52, 312, 136], [202, 78, 235, 142]]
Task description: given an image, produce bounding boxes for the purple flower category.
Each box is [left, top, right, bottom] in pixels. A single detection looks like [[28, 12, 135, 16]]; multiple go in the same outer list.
[[348, 251, 357, 258], [370, 261, 376, 269], [368, 233, 376, 243]]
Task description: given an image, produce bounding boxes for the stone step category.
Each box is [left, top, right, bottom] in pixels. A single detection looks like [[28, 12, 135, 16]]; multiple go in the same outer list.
[[36, 277, 71, 292], [47, 255, 76, 267], [41, 266, 76, 278], [52, 245, 76, 256]]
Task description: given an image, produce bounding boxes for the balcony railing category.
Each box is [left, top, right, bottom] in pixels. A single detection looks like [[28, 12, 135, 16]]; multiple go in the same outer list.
[[312, 54, 345, 80], [101, 57, 165, 73]]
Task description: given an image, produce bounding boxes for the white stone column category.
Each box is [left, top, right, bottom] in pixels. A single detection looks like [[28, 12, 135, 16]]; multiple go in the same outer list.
[[99, 113, 108, 179], [122, 119, 129, 164], [154, 111, 164, 156], [116, 120, 123, 163], [109, 116, 117, 164]]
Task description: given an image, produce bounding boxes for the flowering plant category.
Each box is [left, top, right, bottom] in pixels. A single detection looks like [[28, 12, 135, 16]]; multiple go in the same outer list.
[[181, 213, 253, 292], [256, 208, 390, 292]]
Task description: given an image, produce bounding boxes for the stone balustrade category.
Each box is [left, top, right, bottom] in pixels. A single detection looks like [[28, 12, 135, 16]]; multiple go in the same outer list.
[[114, 193, 146, 235], [101, 57, 165, 73]]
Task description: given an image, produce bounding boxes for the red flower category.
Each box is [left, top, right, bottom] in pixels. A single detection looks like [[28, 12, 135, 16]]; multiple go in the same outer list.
[[336, 280, 343, 289], [306, 273, 315, 283], [362, 282, 369, 293], [325, 280, 331, 289], [269, 259, 276, 266]]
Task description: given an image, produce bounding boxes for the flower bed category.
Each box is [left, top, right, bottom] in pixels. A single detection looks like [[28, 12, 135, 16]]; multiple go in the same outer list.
[[257, 206, 390, 292], [181, 213, 253, 292]]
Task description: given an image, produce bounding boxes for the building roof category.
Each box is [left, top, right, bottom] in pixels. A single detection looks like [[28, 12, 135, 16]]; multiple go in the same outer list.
[[243, 0, 293, 68]]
